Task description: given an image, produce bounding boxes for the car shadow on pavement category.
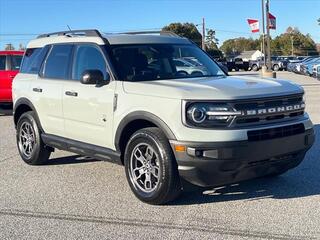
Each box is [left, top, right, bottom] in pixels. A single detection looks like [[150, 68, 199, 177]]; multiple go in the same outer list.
[[0, 104, 13, 116], [46, 155, 101, 166], [172, 124, 320, 205]]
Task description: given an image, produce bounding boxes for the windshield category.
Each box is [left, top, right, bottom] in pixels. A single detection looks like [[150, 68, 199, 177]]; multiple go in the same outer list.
[[107, 44, 225, 81]]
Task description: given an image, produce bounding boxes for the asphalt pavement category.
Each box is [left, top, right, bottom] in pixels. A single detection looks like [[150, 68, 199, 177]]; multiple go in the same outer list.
[[0, 71, 319, 240]]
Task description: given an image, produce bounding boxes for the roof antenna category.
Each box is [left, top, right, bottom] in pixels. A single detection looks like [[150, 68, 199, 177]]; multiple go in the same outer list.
[[67, 25, 72, 31]]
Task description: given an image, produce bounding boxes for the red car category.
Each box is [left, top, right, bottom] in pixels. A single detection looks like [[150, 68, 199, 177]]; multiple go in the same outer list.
[[0, 50, 24, 104]]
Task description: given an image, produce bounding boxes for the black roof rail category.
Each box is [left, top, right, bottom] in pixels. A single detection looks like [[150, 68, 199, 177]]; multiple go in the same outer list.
[[121, 30, 180, 37], [37, 29, 103, 39]]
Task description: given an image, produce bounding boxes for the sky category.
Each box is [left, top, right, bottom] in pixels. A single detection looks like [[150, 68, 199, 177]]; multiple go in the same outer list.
[[0, 0, 319, 49]]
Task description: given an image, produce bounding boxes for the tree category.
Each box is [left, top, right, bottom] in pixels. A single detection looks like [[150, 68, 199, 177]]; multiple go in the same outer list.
[[220, 37, 260, 57], [18, 43, 26, 50], [272, 27, 317, 56], [205, 29, 219, 49], [162, 22, 202, 46], [5, 43, 15, 50]]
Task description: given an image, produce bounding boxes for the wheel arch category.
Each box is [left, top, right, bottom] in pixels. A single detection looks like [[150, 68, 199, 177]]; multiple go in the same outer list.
[[14, 98, 43, 132], [114, 111, 177, 164]]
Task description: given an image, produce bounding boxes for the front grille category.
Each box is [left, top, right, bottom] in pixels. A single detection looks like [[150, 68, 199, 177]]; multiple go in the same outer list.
[[247, 123, 305, 141], [231, 94, 304, 127]]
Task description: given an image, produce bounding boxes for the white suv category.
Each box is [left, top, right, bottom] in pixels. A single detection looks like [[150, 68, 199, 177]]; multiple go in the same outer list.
[[13, 29, 314, 204]]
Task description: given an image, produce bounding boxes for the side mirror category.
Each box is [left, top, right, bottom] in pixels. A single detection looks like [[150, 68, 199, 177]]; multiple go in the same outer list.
[[80, 70, 110, 86]]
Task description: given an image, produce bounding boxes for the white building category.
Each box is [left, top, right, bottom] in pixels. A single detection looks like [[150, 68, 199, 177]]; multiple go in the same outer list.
[[236, 50, 264, 61]]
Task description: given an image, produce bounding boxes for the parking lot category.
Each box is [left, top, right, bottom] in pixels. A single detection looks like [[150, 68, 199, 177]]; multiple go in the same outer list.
[[0, 71, 319, 240]]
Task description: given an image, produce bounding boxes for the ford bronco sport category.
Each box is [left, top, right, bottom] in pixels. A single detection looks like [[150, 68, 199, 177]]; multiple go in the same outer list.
[[13, 30, 314, 204]]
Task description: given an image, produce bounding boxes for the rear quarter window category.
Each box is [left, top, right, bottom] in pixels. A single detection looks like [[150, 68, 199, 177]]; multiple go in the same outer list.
[[20, 46, 50, 74]]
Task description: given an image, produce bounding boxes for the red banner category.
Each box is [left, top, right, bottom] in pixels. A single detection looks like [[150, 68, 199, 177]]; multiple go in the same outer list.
[[247, 19, 260, 33], [269, 13, 276, 30]]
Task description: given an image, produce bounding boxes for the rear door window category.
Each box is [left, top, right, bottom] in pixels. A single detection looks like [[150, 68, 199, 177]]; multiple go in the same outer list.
[[0, 55, 6, 70], [43, 44, 73, 79]]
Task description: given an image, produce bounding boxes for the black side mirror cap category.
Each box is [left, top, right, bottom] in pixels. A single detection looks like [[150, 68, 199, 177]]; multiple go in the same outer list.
[[80, 70, 110, 86]]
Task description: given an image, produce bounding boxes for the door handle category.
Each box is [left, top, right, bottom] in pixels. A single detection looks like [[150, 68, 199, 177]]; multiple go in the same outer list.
[[9, 75, 15, 79], [33, 87, 42, 93], [65, 91, 78, 97]]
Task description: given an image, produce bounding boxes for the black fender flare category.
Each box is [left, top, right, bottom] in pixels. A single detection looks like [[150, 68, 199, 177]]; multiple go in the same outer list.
[[13, 98, 44, 132], [114, 111, 177, 151]]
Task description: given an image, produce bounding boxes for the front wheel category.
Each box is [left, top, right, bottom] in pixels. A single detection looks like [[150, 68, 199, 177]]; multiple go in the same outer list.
[[16, 111, 51, 165], [124, 127, 181, 205]]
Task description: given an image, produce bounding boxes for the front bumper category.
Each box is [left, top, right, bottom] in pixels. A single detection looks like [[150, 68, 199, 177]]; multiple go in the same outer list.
[[170, 128, 315, 187]]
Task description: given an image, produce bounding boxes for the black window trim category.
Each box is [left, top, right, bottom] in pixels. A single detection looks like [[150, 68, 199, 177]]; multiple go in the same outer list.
[[38, 42, 115, 82]]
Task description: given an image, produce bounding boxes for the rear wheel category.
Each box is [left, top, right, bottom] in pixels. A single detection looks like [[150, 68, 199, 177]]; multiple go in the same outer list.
[[273, 64, 280, 71], [16, 111, 51, 165], [124, 127, 181, 205], [252, 65, 259, 71]]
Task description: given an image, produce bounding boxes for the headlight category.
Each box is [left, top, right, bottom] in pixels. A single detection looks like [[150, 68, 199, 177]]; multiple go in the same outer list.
[[183, 101, 242, 128]]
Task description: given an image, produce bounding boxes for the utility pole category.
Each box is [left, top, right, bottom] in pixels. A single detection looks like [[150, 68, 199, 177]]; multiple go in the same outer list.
[[261, 0, 266, 66], [291, 35, 294, 56], [202, 17, 206, 50], [265, 0, 272, 70]]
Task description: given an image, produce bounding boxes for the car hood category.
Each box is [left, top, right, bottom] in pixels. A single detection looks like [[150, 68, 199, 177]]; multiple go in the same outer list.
[[122, 75, 303, 100]]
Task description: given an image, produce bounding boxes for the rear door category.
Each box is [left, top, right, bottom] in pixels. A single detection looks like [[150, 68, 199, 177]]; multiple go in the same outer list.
[[62, 43, 115, 148], [0, 55, 10, 102], [32, 44, 73, 136]]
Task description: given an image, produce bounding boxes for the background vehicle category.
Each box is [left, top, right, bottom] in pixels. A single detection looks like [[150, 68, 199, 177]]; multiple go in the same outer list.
[[226, 58, 249, 71], [300, 57, 320, 76], [13, 29, 314, 205], [249, 56, 286, 71], [315, 64, 320, 79], [0, 51, 24, 104]]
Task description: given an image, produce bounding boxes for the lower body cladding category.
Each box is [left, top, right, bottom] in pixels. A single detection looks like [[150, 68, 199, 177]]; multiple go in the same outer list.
[[170, 125, 315, 187]]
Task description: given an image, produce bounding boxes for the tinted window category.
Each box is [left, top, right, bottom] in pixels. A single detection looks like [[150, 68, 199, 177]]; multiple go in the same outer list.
[[44, 45, 73, 79], [0, 56, 6, 70], [72, 44, 107, 80], [11, 55, 23, 70], [20, 47, 49, 74], [108, 44, 225, 81]]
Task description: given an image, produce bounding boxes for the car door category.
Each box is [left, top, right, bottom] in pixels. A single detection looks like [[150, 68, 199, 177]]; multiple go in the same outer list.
[[0, 55, 10, 102], [32, 44, 73, 136], [62, 43, 116, 148]]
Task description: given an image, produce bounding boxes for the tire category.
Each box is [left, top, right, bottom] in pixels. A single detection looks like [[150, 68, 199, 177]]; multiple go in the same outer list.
[[16, 111, 51, 165], [273, 64, 280, 71], [251, 65, 259, 71], [124, 127, 181, 205]]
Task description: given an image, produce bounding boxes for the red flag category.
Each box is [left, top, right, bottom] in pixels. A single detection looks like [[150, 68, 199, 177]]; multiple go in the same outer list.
[[268, 13, 276, 30], [247, 19, 260, 33]]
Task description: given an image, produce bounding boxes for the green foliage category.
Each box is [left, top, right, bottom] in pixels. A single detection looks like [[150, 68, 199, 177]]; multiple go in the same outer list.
[[162, 22, 202, 46], [272, 28, 318, 56], [220, 37, 260, 56], [205, 29, 219, 49]]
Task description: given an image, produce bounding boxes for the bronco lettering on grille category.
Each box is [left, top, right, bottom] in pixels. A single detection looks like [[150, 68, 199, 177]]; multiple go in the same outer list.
[[244, 103, 305, 116]]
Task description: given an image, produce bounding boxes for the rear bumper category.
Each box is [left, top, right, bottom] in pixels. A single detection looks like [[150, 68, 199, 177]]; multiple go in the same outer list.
[[171, 128, 315, 187]]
